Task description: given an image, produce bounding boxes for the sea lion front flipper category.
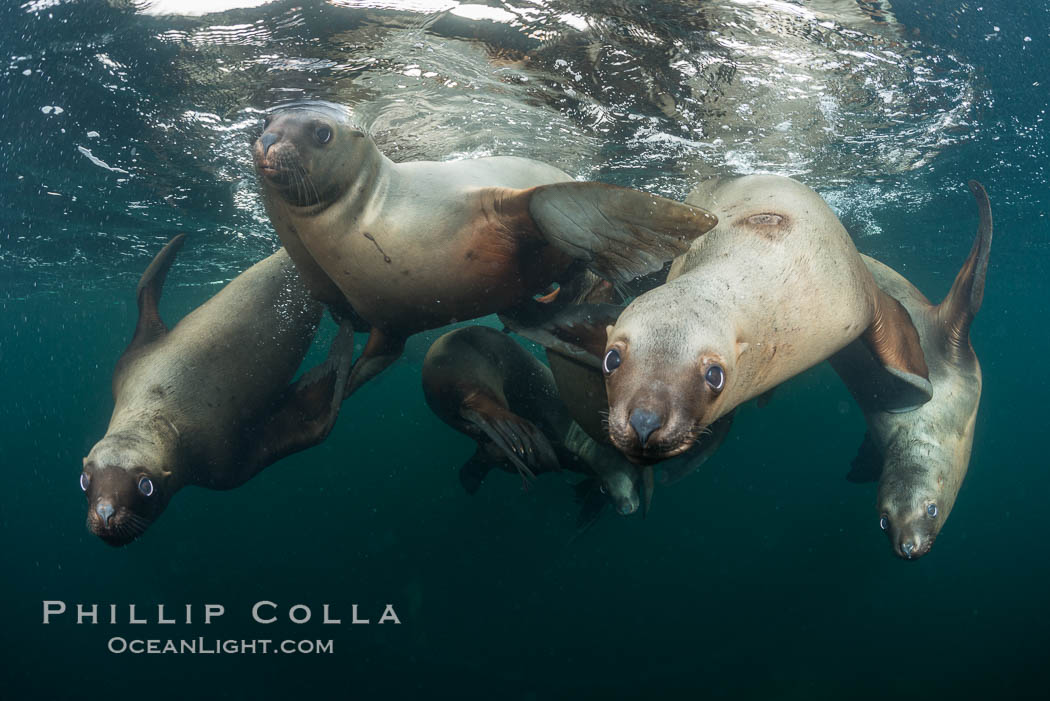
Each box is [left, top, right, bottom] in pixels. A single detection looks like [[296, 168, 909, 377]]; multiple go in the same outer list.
[[571, 477, 609, 535], [499, 301, 622, 369], [858, 289, 934, 413], [130, 234, 186, 349], [520, 182, 718, 286], [846, 431, 884, 483], [460, 393, 560, 483], [343, 328, 405, 399], [459, 448, 497, 495], [641, 464, 655, 518], [250, 320, 356, 471], [936, 179, 993, 363]]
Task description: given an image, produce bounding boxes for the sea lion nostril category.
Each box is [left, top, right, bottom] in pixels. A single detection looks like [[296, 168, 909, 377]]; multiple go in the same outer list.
[[260, 132, 278, 155], [628, 408, 662, 448], [901, 541, 915, 557], [95, 500, 115, 527]]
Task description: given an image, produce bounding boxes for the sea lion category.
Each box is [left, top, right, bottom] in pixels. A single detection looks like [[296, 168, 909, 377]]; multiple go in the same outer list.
[[831, 181, 992, 560], [501, 175, 933, 465], [420, 325, 642, 518], [81, 237, 354, 546], [252, 100, 718, 398], [501, 272, 735, 511]]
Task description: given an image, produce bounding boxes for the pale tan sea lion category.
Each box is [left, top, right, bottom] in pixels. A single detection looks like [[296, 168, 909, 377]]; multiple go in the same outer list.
[[501, 273, 734, 511], [831, 181, 992, 560], [80, 237, 354, 546], [501, 175, 933, 465], [252, 100, 717, 398]]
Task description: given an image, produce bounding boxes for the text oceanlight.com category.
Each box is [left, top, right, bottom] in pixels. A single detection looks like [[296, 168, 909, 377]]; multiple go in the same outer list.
[[107, 637, 335, 655]]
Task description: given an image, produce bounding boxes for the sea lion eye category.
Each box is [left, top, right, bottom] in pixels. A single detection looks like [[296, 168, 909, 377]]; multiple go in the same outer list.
[[80, 473, 90, 492], [599, 484, 607, 495], [138, 477, 155, 497], [705, 364, 725, 392], [926, 503, 938, 518], [879, 516, 889, 531], [314, 125, 332, 145], [603, 349, 621, 375]]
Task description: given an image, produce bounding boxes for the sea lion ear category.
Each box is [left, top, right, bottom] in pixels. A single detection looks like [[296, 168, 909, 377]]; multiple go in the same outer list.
[[936, 180, 993, 362], [498, 301, 620, 370], [857, 289, 934, 412], [130, 234, 186, 350], [520, 182, 718, 286]]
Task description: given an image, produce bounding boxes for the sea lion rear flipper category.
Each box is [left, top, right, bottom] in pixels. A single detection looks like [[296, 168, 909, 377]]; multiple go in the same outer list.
[[130, 234, 186, 349], [936, 180, 993, 362], [343, 328, 405, 399], [460, 393, 560, 483], [250, 321, 356, 470], [499, 302, 622, 369], [519, 182, 718, 286], [846, 431, 884, 483], [859, 289, 934, 413]]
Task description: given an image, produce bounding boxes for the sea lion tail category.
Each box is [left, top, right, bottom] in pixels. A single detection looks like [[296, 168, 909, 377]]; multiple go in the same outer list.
[[131, 234, 186, 349], [499, 301, 621, 369], [936, 180, 993, 363], [520, 182, 718, 286]]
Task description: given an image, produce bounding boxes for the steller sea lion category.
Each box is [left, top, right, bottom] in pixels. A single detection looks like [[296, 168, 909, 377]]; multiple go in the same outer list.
[[420, 325, 643, 519], [80, 236, 354, 546], [500, 272, 735, 510], [831, 180, 993, 560], [500, 175, 933, 465], [252, 100, 718, 398]]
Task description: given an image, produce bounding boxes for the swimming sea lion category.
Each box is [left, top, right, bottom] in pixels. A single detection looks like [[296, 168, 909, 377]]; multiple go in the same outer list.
[[253, 100, 718, 398], [420, 326, 642, 518], [500, 273, 734, 511], [502, 175, 933, 464], [81, 237, 354, 546], [831, 180, 992, 560]]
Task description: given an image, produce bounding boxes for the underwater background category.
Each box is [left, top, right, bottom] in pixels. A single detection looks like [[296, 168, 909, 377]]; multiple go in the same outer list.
[[1, 0, 1047, 698]]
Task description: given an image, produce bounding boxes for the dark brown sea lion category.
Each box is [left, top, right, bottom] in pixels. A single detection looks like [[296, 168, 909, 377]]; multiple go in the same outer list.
[[420, 325, 643, 518], [252, 100, 718, 398], [80, 237, 354, 546], [831, 181, 993, 560]]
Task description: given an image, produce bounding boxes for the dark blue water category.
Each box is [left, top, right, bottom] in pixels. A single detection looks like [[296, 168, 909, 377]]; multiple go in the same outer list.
[[1, 1, 1047, 698]]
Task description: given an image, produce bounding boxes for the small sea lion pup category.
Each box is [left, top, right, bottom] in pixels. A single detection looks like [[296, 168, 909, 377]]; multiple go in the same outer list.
[[831, 181, 993, 560], [420, 325, 642, 521], [503, 175, 933, 465], [81, 236, 355, 546], [252, 100, 718, 398]]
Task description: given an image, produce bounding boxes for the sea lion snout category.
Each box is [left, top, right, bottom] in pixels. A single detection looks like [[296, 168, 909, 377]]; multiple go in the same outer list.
[[82, 464, 162, 546], [628, 408, 662, 448]]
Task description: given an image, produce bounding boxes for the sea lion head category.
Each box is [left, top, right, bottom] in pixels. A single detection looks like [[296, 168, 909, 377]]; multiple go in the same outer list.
[[876, 454, 957, 560], [597, 465, 641, 516], [253, 100, 375, 209], [81, 431, 176, 546], [602, 281, 735, 463]]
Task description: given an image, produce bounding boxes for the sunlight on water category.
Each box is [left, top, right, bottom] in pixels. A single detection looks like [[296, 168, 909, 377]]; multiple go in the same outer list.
[[0, 0, 1003, 294]]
